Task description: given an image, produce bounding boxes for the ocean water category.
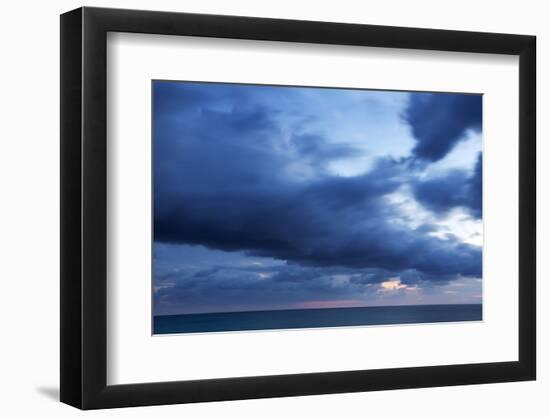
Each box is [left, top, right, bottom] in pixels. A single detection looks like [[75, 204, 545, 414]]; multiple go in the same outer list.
[[153, 304, 482, 335]]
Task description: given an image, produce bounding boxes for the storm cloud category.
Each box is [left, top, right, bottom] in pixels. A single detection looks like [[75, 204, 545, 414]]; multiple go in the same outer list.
[[405, 93, 482, 162], [412, 152, 482, 218]]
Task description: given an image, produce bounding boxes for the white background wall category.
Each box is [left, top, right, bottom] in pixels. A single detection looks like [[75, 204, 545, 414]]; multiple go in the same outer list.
[[0, 0, 545, 415]]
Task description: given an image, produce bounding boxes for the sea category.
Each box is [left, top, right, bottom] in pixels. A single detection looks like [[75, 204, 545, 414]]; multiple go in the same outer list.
[[153, 304, 482, 335]]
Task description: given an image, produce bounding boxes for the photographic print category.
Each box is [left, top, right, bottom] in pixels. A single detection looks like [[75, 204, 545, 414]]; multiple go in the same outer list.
[[152, 80, 483, 335]]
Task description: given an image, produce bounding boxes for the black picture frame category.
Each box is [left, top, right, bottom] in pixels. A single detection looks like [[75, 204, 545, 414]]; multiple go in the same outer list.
[[60, 6, 536, 410]]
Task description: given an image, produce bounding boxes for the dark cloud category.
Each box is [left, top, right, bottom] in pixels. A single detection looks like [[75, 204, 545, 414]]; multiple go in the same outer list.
[[469, 153, 483, 218], [405, 93, 482, 162], [153, 82, 482, 286], [154, 263, 359, 313], [412, 152, 482, 218], [154, 255, 478, 314]]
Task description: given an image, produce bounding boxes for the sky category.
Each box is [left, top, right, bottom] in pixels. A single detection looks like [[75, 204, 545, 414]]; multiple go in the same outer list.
[[153, 81, 482, 316]]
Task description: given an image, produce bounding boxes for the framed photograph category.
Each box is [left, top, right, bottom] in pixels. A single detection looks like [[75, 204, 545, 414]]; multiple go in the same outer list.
[[60, 6, 536, 409]]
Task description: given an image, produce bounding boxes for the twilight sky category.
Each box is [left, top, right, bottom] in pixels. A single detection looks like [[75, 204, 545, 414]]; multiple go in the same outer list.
[[153, 81, 482, 316]]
